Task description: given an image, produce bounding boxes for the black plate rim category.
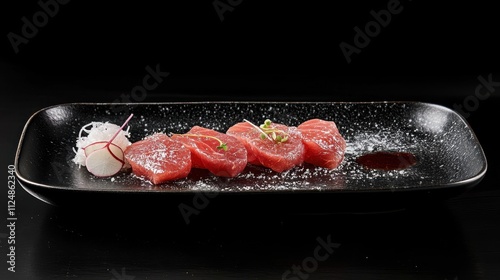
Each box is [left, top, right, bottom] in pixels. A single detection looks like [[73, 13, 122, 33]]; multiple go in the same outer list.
[[14, 101, 488, 195]]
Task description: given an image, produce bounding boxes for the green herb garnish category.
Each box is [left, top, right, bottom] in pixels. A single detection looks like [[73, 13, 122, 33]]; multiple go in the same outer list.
[[244, 119, 289, 144]]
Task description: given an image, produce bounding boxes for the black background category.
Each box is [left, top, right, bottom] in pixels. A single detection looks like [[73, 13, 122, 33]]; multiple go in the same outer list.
[[1, 0, 499, 279]]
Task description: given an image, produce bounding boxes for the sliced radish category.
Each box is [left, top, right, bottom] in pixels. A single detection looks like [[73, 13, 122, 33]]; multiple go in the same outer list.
[[84, 141, 122, 157], [85, 145, 125, 177], [82, 114, 134, 177]]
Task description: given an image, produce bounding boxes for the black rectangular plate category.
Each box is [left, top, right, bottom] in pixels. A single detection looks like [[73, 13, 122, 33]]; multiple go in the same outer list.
[[15, 102, 487, 211]]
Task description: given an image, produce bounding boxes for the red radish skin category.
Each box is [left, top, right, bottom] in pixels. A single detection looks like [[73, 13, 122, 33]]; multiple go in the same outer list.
[[171, 126, 247, 177], [297, 119, 346, 169], [227, 121, 304, 172], [124, 133, 192, 184], [84, 141, 124, 161]]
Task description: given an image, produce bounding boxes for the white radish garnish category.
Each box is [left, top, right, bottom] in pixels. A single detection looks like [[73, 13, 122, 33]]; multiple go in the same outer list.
[[83, 114, 134, 177], [85, 144, 125, 177], [72, 121, 132, 167]]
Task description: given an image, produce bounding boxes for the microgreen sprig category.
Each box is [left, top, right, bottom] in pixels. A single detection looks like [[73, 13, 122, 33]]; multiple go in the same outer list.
[[244, 119, 289, 144], [244, 119, 273, 142], [175, 133, 228, 151]]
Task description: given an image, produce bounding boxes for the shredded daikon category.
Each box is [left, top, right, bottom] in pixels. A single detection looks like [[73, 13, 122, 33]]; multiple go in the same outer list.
[[72, 122, 131, 167]]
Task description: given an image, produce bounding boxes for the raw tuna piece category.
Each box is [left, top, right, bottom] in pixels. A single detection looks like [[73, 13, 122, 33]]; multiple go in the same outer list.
[[124, 133, 191, 184], [171, 126, 247, 177], [226, 121, 304, 172], [297, 119, 346, 169]]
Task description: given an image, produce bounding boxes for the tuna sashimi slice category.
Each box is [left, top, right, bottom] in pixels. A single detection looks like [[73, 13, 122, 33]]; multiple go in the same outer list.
[[124, 133, 191, 184], [297, 119, 346, 169], [226, 121, 304, 172], [171, 126, 247, 177]]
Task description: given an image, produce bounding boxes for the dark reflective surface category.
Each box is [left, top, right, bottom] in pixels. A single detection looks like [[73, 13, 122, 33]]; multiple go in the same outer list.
[[2, 1, 500, 279], [31, 203, 472, 280], [2, 78, 500, 280]]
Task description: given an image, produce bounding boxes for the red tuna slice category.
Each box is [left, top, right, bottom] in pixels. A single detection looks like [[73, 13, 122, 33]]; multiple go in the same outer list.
[[171, 126, 247, 177], [297, 119, 346, 169], [226, 121, 305, 172], [124, 133, 191, 184]]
